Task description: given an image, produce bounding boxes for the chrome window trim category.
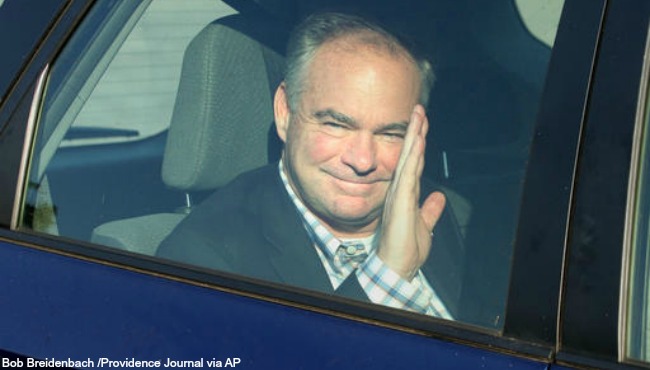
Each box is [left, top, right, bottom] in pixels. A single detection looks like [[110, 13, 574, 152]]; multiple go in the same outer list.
[[619, 22, 650, 364], [10, 65, 49, 230]]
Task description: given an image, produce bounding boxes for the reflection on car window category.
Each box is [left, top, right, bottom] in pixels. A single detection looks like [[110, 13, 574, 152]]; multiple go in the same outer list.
[[21, 0, 564, 329], [65, 0, 237, 147], [515, 0, 564, 47], [624, 27, 650, 364]]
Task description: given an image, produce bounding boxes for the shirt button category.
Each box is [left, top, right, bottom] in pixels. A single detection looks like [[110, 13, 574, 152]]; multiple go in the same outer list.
[[346, 245, 357, 255]]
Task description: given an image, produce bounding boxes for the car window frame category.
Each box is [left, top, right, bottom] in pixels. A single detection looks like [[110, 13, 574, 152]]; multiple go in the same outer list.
[[556, 0, 650, 368], [620, 6, 650, 368], [0, 0, 95, 227], [503, 0, 605, 345], [0, 0, 68, 113]]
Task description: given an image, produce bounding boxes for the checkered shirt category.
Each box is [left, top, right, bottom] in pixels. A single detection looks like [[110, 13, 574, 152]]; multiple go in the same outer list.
[[279, 161, 452, 319]]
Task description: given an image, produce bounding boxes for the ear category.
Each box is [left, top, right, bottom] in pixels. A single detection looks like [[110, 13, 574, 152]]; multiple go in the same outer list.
[[274, 82, 291, 143]]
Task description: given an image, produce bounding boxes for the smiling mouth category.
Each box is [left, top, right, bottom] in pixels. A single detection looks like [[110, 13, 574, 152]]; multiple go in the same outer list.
[[334, 177, 377, 185], [327, 171, 386, 184], [327, 174, 389, 196], [323, 168, 388, 185]]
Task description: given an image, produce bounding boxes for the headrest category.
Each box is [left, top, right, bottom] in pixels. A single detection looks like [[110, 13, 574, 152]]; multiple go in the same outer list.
[[162, 14, 287, 191]]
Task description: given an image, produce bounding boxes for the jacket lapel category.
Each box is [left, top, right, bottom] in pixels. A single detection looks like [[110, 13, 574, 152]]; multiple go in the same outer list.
[[259, 168, 333, 293]]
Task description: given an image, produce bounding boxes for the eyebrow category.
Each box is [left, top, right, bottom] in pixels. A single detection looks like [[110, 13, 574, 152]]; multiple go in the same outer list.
[[313, 109, 409, 133], [313, 109, 358, 127]]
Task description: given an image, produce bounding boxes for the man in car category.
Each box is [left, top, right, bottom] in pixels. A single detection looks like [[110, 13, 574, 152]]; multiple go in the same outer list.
[[158, 12, 462, 318]]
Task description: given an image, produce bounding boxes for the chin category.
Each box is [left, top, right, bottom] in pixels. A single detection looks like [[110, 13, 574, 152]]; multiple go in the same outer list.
[[328, 203, 379, 224]]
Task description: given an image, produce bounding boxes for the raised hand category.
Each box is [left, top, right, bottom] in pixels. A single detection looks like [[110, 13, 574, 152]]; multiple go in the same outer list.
[[376, 105, 446, 281]]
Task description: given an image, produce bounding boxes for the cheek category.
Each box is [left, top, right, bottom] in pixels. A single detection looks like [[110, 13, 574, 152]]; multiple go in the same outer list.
[[378, 143, 403, 173], [303, 132, 343, 163]]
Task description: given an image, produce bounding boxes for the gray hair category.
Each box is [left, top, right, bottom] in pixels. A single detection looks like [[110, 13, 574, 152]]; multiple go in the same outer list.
[[284, 12, 434, 112]]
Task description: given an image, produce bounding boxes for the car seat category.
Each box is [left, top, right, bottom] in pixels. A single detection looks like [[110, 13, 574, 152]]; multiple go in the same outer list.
[[91, 12, 288, 255]]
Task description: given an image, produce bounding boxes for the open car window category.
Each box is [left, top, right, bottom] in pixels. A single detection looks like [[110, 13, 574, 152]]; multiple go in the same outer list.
[[20, 0, 565, 330]]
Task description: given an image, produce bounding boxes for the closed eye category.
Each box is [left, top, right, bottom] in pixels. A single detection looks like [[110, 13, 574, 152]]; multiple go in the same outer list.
[[382, 132, 405, 139], [323, 121, 347, 129], [376, 122, 408, 140]]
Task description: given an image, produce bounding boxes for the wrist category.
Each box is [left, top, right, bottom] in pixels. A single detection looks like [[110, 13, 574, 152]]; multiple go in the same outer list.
[[375, 250, 419, 281]]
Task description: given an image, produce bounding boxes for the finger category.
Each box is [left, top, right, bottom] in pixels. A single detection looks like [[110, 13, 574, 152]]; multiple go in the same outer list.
[[397, 111, 426, 197], [384, 106, 426, 219], [421, 191, 446, 232], [414, 105, 427, 135], [411, 107, 429, 190], [414, 106, 429, 199], [415, 108, 428, 176], [416, 137, 425, 184], [419, 105, 429, 138], [394, 106, 424, 179]]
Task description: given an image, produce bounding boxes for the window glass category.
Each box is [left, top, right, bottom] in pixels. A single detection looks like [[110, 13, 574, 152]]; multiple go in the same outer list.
[[515, 0, 564, 47], [625, 28, 650, 363], [21, 0, 565, 329]]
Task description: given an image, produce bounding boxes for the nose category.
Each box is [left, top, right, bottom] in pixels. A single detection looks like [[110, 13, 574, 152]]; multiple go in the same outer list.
[[341, 132, 377, 175]]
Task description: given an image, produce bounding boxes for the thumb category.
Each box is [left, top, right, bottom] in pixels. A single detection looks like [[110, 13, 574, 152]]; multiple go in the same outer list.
[[421, 191, 446, 232]]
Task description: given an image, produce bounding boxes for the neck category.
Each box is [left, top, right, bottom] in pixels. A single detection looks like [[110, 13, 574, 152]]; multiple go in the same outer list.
[[319, 216, 378, 240]]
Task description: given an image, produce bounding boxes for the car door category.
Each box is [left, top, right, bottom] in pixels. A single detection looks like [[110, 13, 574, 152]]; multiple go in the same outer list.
[[0, 0, 624, 368], [553, 0, 650, 368]]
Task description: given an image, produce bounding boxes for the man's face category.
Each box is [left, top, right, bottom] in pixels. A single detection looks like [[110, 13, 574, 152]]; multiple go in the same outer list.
[[275, 38, 422, 237]]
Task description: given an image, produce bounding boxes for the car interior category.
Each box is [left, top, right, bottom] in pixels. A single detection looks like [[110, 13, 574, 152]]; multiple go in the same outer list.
[[21, 0, 560, 329]]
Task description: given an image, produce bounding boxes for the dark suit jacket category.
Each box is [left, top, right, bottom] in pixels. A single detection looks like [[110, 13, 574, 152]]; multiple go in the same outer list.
[[157, 163, 464, 316]]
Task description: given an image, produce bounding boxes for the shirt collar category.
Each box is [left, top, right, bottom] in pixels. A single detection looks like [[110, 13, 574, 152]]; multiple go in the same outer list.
[[278, 161, 376, 257]]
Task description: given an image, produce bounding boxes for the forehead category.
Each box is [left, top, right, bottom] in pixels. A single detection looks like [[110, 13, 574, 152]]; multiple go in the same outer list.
[[314, 33, 416, 70], [307, 34, 421, 88], [324, 31, 407, 56], [299, 37, 421, 120]]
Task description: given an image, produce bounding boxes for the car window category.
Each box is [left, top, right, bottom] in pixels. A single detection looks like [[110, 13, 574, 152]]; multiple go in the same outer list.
[[515, 0, 564, 47], [19, 0, 564, 330], [623, 25, 650, 365]]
